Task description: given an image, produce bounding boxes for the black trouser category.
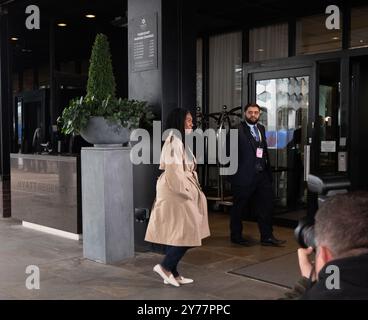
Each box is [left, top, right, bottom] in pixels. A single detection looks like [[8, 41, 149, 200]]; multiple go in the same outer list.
[[161, 246, 191, 278], [230, 171, 273, 241]]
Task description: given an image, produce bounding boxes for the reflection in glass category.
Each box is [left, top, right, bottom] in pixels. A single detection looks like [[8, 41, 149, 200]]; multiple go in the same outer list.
[[350, 6, 368, 49], [249, 23, 288, 62], [319, 86, 338, 172], [209, 31, 242, 130], [318, 61, 340, 174], [296, 14, 342, 55], [256, 76, 309, 209]]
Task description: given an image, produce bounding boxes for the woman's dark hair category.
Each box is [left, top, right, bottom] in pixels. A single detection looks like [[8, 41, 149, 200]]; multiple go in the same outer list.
[[165, 107, 191, 141]]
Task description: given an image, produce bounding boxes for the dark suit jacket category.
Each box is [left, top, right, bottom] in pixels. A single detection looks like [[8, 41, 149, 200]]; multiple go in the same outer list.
[[227, 121, 272, 187]]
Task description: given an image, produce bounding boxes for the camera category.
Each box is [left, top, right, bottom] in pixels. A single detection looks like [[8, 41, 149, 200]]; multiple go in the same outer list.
[[294, 217, 316, 249]]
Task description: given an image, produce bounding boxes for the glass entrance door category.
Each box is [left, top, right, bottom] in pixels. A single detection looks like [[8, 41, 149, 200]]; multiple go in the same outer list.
[[251, 69, 314, 212]]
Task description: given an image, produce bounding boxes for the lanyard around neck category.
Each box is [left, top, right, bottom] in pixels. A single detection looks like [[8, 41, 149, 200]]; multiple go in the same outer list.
[[252, 124, 262, 143]]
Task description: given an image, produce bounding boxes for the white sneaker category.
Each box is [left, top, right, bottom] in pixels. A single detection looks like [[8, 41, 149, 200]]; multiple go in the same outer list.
[[153, 264, 180, 287], [164, 276, 194, 285]]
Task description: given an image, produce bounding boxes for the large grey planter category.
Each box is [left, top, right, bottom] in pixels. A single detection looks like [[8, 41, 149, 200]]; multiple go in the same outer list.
[[80, 116, 130, 146], [82, 147, 135, 264]]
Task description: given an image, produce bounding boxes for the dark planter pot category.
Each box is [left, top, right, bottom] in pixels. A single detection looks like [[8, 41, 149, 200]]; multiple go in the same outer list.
[[80, 116, 130, 146]]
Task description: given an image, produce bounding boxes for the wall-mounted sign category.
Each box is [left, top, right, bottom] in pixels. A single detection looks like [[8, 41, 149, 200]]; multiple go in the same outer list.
[[321, 140, 336, 153], [130, 13, 158, 73]]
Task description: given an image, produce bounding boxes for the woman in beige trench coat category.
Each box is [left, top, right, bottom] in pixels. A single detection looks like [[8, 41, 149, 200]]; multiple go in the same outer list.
[[145, 108, 210, 287]]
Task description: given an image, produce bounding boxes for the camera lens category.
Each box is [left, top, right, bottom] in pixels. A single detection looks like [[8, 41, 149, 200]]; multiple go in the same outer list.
[[294, 217, 316, 249]]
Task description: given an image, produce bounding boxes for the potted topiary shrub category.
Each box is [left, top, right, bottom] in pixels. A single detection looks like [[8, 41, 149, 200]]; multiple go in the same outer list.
[[60, 33, 152, 146]]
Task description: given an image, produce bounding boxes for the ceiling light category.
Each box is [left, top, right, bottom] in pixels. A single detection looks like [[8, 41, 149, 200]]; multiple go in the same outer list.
[[11, 37, 18, 41], [360, 39, 364, 43], [257, 48, 264, 52], [332, 36, 339, 40], [86, 14, 96, 19], [57, 23, 67, 27]]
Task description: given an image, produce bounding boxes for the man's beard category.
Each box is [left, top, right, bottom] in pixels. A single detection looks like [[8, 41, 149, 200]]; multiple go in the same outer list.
[[245, 116, 259, 125]]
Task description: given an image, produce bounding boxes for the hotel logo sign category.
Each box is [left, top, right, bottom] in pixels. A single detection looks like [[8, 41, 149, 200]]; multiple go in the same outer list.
[[140, 18, 147, 30], [130, 13, 158, 72]]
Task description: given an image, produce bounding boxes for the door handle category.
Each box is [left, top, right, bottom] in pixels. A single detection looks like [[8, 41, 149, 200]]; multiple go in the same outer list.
[[304, 145, 310, 182]]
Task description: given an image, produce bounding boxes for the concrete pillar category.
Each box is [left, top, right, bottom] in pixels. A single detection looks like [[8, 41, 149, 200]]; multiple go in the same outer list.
[[81, 147, 134, 264], [127, 0, 196, 251], [128, 0, 196, 124]]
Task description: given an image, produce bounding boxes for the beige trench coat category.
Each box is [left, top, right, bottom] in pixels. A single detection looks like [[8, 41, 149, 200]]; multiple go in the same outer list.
[[145, 132, 210, 247]]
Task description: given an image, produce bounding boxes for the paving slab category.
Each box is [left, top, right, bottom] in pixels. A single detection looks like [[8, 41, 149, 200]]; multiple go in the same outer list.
[[0, 213, 299, 300]]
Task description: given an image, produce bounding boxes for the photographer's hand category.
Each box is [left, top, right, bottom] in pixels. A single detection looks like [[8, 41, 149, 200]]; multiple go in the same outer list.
[[297, 247, 316, 281]]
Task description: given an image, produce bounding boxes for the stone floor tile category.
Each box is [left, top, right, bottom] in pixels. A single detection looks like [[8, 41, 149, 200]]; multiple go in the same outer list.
[[0, 212, 301, 300]]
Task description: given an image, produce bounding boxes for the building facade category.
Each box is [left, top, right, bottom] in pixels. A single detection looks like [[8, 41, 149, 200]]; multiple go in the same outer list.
[[0, 0, 367, 248]]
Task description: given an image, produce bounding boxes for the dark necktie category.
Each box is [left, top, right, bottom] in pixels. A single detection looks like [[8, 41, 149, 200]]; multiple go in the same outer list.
[[251, 125, 260, 142]]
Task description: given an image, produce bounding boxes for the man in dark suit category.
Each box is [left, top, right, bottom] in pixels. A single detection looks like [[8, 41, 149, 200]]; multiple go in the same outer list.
[[228, 103, 286, 247]]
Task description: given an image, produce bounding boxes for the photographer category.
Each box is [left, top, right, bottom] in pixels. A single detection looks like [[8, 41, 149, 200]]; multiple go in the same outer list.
[[284, 191, 368, 300]]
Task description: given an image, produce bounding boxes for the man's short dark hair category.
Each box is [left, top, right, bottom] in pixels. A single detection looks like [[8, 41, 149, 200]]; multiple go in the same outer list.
[[315, 191, 368, 257], [244, 103, 261, 113]]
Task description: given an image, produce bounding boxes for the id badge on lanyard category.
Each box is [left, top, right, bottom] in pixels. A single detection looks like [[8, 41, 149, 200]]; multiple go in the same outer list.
[[256, 148, 263, 158]]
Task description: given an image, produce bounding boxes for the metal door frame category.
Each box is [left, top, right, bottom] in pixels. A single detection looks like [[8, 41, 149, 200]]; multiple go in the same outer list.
[[246, 66, 317, 211]]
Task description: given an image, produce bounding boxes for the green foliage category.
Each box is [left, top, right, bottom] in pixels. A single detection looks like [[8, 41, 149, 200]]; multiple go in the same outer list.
[[60, 96, 154, 135], [87, 33, 116, 101], [60, 33, 153, 135]]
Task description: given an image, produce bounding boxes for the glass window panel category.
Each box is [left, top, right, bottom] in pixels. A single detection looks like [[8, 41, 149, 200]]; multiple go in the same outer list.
[[22, 69, 34, 91], [12, 74, 19, 94], [38, 65, 50, 88], [59, 61, 76, 73], [196, 38, 203, 112], [207, 32, 242, 190], [249, 23, 288, 62], [7, 1, 51, 153], [296, 14, 342, 55], [6, 0, 127, 153], [256, 76, 309, 208], [209, 32, 242, 128], [81, 60, 89, 75], [8, 2, 51, 92], [318, 62, 340, 174], [350, 6, 368, 49]]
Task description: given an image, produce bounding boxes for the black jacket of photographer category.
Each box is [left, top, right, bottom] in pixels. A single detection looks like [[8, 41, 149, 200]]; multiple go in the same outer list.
[[301, 253, 368, 300]]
